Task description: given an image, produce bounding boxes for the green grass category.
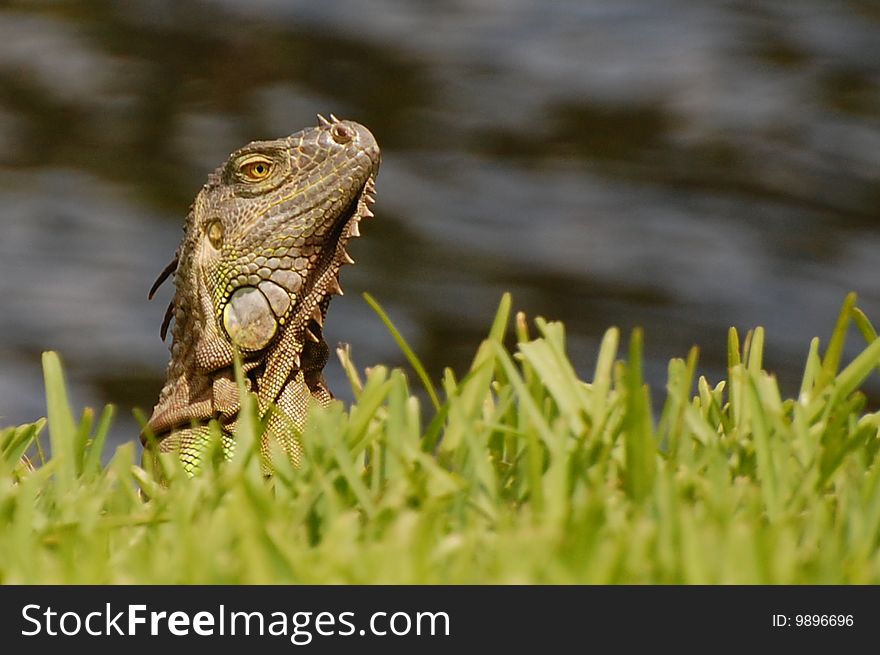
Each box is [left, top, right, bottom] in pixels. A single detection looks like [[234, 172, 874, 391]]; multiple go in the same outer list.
[[3, 292, 880, 583]]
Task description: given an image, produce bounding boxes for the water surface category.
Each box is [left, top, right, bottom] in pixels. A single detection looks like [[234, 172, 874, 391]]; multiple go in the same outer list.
[[1, 1, 879, 444]]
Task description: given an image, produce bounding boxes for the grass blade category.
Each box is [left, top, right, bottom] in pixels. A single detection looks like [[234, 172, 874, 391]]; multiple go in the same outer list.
[[363, 292, 440, 411]]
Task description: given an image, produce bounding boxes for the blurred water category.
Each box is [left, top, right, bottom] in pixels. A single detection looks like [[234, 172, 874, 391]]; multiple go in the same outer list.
[[1, 0, 879, 445]]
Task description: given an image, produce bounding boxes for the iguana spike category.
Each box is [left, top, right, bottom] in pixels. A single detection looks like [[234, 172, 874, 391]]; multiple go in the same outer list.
[[349, 221, 361, 237], [149, 257, 178, 299], [329, 113, 340, 123], [328, 278, 344, 296], [160, 300, 175, 341], [317, 114, 331, 126], [310, 306, 324, 326], [341, 250, 355, 264], [305, 327, 321, 343]]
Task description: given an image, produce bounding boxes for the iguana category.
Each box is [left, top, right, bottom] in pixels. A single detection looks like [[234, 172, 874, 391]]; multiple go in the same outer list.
[[143, 116, 380, 474]]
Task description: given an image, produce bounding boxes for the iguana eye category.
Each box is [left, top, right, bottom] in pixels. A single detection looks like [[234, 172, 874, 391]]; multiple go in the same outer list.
[[238, 156, 273, 181]]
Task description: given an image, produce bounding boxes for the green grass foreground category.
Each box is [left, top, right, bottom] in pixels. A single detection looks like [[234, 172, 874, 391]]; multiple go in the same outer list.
[[3, 292, 880, 583]]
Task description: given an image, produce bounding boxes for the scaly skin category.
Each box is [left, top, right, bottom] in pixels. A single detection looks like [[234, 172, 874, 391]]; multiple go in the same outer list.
[[143, 116, 380, 474]]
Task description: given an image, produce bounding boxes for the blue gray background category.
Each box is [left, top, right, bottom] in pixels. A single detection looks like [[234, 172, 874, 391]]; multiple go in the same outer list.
[[1, 1, 879, 445]]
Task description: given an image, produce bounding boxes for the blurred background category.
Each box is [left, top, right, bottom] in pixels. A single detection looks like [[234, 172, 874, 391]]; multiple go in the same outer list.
[[1, 0, 879, 446]]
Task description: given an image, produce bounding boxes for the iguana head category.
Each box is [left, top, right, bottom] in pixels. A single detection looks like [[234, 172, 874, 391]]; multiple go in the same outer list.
[[147, 116, 380, 440]]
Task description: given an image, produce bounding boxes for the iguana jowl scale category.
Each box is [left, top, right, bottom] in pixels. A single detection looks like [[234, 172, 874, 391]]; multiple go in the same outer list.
[[144, 116, 380, 473]]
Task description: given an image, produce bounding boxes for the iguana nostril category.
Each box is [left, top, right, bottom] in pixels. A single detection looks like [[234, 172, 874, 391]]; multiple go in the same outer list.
[[331, 122, 353, 144]]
